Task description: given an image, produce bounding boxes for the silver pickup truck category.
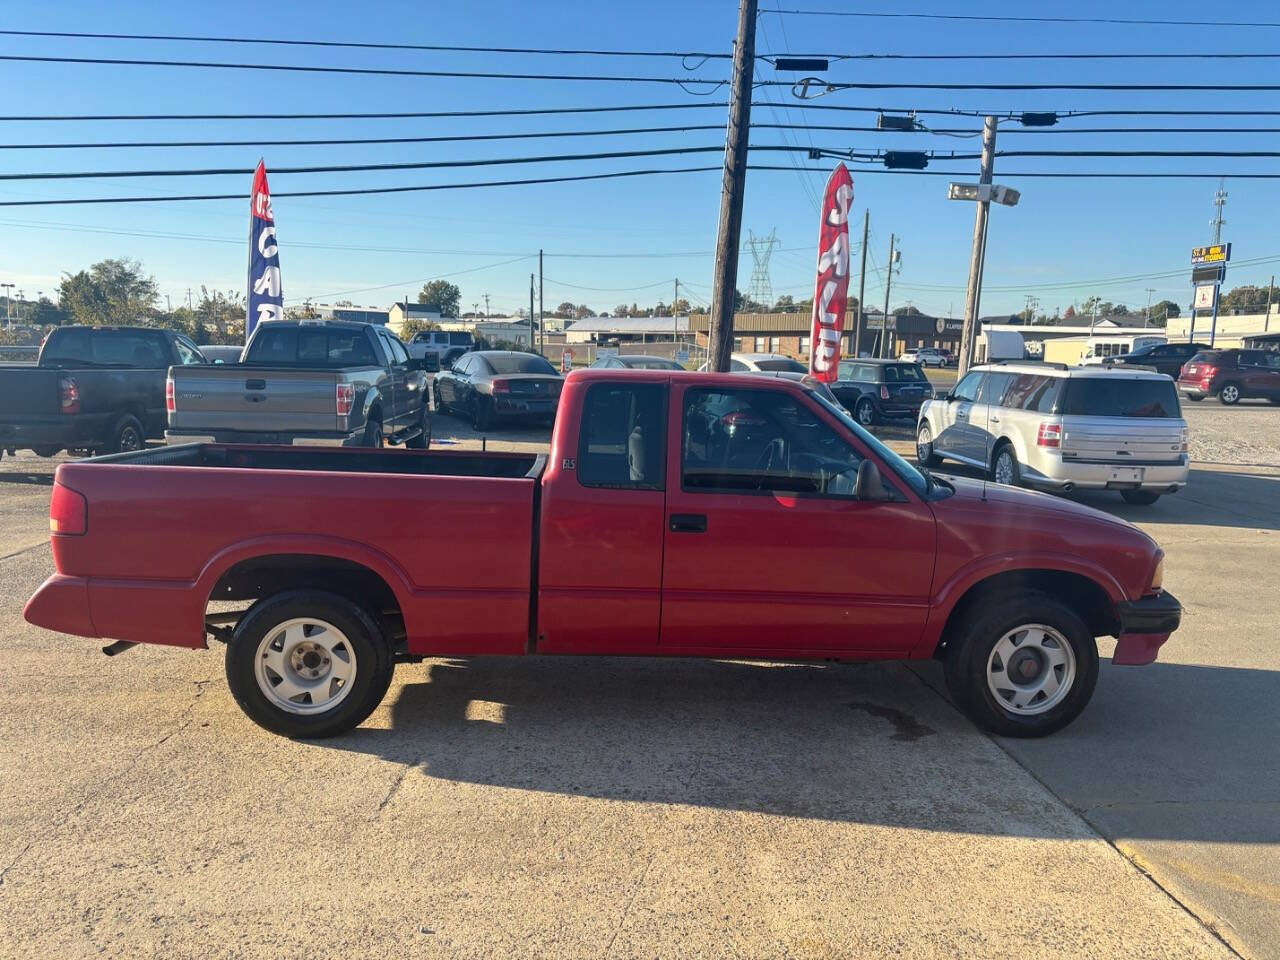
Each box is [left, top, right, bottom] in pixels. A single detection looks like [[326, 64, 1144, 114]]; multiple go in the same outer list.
[[165, 320, 430, 448]]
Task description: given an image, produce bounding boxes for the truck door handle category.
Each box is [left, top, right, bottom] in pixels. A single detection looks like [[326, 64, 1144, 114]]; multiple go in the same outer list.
[[669, 513, 707, 533], [245, 379, 266, 390]]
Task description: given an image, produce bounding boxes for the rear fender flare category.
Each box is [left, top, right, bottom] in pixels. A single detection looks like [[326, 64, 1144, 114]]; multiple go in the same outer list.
[[361, 385, 384, 423]]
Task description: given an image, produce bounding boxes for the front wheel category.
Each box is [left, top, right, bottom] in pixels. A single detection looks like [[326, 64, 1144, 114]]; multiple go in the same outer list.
[[405, 404, 431, 449], [1185, 394, 1204, 402], [1219, 382, 1241, 405], [225, 590, 395, 739], [854, 396, 877, 428], [916, 422, 942, 467], [943, 592, 1099, 738], [1121, 489, 1160, 506], [471, 396, 493, 432]]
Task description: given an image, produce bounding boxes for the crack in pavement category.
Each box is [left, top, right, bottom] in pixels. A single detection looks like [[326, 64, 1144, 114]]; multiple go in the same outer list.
[[0, 541, 49, 564], [373, 761, 418, 819], [603, 849, 658, 959], [0, 676, 214, 887]]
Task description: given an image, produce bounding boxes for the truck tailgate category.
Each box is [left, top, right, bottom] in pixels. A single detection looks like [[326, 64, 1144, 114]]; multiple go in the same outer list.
[[0, 366, 59, 416], [169, 365, 341, 434]]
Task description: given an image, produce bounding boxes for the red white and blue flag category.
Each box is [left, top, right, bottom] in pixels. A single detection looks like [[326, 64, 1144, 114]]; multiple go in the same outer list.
[[808, 163, 853, 382], [247, 160, 283, 340]]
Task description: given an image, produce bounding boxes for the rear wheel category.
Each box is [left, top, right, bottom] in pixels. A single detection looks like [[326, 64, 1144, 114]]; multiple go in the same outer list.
[[854, 396, 877, 428], [916, 422, 942, 467], [1219, 382, 1241, 405], [362, 417, 384, 448], [943, 592, 1098, 738], [225, 590, 394, 739], [405, 404, 430, 449], [991, 444, 1020, 487], [108, 415, 144, 455], [1120, 489, 1160, 506]]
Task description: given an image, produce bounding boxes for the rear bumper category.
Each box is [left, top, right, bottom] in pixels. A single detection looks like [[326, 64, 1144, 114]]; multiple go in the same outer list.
[[165, 428, 362, 447], [25, 572, 206, 648], [1111, 591, 1181, 666], [1177, 379, 1213, 398], [875, 400, 926, 420], [492, 398, 559, 419], [1021, 454, 1189, 493]]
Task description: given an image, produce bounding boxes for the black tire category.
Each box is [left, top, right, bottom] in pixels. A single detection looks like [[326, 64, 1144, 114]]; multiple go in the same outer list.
[[32, 445, 62, 458], [1219, 381, 1242, 405], [990, 443, 1020, 487], [225, 589, 395, 739], [916, 422, 942, 467], [854, 396, 877, 428], [1120, 489, 1160, 506], [405, 404, 431, 449], [107, 414, 145, 455], [1185, 394, 1204, 402], [471, 395, 493, 432], [433, 384, 449, 415], [943, 591, 1099, 738], [362, 417, 384, 448]]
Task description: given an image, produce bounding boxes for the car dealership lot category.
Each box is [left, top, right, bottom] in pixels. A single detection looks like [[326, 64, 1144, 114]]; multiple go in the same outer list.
[[0, 401, 1276, 958]]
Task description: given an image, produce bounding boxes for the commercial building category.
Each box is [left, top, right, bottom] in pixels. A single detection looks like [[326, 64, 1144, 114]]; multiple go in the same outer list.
[[386, 303, 443, 338], [1165, 307, 1280, 350], [311, 304, 390, 326]]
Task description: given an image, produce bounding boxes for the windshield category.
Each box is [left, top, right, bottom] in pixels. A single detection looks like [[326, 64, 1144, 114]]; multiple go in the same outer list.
[[485, 354, 558, 375], [810, 389, 930, 497], [1061, 377, 1182, 418], [755, 358, 807, 372], [624, 357, 683, 370]]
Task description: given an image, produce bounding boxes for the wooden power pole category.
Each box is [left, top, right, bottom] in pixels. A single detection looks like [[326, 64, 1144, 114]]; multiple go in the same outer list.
[[707, 0, 758, 372], [852, 209, 870, 358], [957, 116, 998, 376]]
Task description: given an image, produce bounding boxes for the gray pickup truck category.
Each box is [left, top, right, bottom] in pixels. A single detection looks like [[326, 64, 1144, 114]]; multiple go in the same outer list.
[[165, 320, 430, 448]]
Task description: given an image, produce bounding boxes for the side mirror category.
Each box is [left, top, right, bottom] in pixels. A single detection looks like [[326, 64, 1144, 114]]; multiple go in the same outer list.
[[855, 460, 890, 501]]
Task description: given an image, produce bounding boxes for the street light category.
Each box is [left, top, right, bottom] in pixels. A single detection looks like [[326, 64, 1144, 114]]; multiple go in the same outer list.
[[948, 182, 1021, 206]]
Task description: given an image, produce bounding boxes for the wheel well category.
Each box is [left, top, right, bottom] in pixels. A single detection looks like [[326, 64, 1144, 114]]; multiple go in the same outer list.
[[366, 403, 382, 424], [935, 569, 1117, 657], [207, 554, 404, 642], [988, 436, 1012, 468]]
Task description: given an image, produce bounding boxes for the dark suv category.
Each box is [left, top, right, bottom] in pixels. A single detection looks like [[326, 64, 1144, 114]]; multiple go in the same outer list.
[[831, 358, 933, 426], [1111, 341, 1210, 379], [1178, 349, 1280, 405]]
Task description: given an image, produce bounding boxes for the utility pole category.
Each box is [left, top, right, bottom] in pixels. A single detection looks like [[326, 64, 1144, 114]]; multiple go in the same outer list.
[[529, 274, 535, 350], [957, 115, 998, 375], [1, 283, 12, 328], [707, 0, 758, 371], [538, 249, 544, 356], [853, 209, 870, 358], [880, 233, 895, 358], [1265, 274, 1274, 332], [483, 293, 490, 321], [1144, 287, 1155, 327], [186, 288, 193, 311], [1211, 177, 1227, 244], [673, 277, 680, 349]]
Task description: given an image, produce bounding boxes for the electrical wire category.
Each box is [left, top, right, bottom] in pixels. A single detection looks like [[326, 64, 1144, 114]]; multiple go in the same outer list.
[[0, 53, 757, 85], [759, 9, 1280, 28], [812, 80, 1280, 92], [0, 103, 729, 122]]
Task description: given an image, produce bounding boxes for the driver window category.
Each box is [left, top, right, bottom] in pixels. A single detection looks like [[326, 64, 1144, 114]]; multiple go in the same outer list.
[[682, 388, 865, 496], [952, 372, 982, 402]]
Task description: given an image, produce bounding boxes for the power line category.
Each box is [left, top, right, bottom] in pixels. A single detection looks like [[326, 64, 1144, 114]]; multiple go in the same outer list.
[[817, 51, 1280, 61], [811, 80, 1280, 92], [760, 9, 1280, 28], [0, 103, 729, 122], [543, 276, 677, 292], [0, 53, 756, 85], [291, 255, 538, 304]]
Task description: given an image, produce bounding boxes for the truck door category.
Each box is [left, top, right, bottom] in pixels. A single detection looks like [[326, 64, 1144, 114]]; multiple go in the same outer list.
[[537, 379, 667, 654], [660, 381, 935, 655]]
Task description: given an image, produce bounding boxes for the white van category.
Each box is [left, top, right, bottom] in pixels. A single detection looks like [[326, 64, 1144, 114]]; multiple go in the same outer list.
[[916, 362, 1189, 505]]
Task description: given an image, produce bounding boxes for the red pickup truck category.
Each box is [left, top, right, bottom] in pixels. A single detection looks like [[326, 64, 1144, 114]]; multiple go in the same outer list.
[[26, 369, 1180, 740]]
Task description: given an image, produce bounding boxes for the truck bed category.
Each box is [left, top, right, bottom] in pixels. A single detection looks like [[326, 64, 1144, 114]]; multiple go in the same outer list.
[[45, 445, 546, 655]]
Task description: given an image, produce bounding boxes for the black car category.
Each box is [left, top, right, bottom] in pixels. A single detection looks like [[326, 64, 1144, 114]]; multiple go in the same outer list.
[[1110, 341, 1210, 379], [830, 358, 933, 427], [589, 354, 684, 370], [434, 350, 563, 430]]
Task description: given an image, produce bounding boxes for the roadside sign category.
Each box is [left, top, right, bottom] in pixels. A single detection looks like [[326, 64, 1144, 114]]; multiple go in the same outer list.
[[1191, 263, 1225, 285], [1194, 284, 1217, 310], [561, 348, 574, 373], [1191, 243, 1231, 264]]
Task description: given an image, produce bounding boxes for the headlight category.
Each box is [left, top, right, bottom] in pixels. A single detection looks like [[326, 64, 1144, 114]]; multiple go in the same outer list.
[[1151, 556, 1164, 592]]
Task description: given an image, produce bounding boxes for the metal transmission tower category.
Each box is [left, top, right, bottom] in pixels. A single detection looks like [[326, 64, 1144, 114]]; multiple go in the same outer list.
[[745, 229, 779, 307], [1211, 177, 1227, 244]]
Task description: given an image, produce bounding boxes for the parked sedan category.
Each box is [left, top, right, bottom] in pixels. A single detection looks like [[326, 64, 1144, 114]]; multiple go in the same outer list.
[[900, 347, 947, 368], [697, 353, 808, 373], [590, 354, 684, 370], [830, 358, 933, 427], [434, 350, 563, 430]]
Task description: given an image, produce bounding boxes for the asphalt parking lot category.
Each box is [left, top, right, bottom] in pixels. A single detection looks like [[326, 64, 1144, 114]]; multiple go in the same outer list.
[[1, 388, 1277, 958]]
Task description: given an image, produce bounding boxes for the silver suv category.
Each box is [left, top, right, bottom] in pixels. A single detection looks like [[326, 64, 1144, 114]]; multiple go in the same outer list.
[[916, 362, 1189, 505]]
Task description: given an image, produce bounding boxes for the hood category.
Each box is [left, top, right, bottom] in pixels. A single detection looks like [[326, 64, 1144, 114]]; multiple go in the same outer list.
[[936, 474, 1153, 540]]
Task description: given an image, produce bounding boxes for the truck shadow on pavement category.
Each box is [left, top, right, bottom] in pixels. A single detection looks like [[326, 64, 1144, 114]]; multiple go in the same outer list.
[[328, 654, 1280, 843]]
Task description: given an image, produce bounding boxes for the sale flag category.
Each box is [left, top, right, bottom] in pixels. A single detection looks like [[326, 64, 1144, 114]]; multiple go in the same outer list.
[[808, 164, 853, 382], [247, 160, 283, 340]]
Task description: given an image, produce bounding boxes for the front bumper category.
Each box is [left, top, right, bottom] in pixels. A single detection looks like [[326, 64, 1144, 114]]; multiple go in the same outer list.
[[1111, 591, 1181, 665]]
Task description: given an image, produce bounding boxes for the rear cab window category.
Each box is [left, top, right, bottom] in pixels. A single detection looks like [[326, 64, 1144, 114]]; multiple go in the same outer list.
[[92, 330, 169, 366], [577, 382, 667, 489], [1061, 377, 1182, 418], [246, 326, 377, 366]]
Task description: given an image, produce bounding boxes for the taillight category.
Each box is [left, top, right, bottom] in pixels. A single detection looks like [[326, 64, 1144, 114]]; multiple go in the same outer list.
[[59, 376, 81, 415], [165, 377, 176, 413], [49, 482, 87, 536], [1037, 422, 1062, 448], [1200, 364, 1218, 381], [880, 384, 890, 400], [335, 383, 355, 416], [492, 379, 510, 394], [1180, 428, 1189, 453]]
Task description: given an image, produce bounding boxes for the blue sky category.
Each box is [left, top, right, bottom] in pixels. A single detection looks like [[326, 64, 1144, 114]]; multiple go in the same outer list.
[[3, 0, 1280, 318]]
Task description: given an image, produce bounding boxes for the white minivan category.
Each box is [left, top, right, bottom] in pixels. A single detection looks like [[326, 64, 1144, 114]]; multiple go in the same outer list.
[[915, 363, 1189, 505]]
